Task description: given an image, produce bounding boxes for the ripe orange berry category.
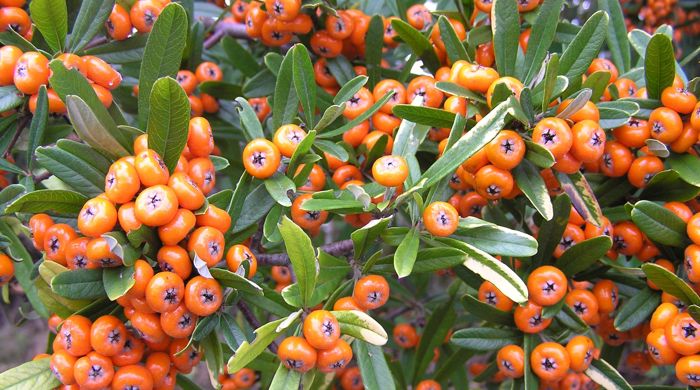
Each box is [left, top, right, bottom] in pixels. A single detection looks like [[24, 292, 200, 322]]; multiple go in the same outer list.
[[243, 138, 281, 179], [278, 336, 317, 372], [423, 201, 459, 237], [353, 274, 390, 310], [372, 155, 408, 187], [13, 51, 49, 95], [184, 275, 223, 316], [303, 310, 341, 350]]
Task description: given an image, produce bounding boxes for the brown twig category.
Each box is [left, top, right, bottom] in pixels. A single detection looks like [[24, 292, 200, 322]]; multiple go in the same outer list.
[[4, 115, 31, 159], [202, 20, 250, 48], [237, 300, 278, 353], [255, 239, 355, 266]]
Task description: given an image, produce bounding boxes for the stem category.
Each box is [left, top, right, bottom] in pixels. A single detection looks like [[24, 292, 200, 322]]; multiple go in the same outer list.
[[4, 115, 31, 159], [237, 300, 278, 353], [255, 239, 355, 266], [201, 20, 250, 49]]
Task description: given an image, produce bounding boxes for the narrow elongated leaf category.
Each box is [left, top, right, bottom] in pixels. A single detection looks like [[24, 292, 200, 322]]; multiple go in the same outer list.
[[394, 227, 420, 278], [631, 200, 687, 247], [222, 36, 260, 78], [614, 288, 659, 331], [352, 217, 392, 259], [146, 77, 190, 173], [278, 216, 318, 307], [29, 0, 67, 52], [0, 358, 60, 389], [413, 296, 456, 382], [353, 341, 397, 390], [641, 263, 700, 306], [522, 0, 565, 83], [318, 91, 394, 138], [582, 71, 612, 102], [292, 44, 316, 129], [210, 268, 263, 295], [455, 217, 538, 257], [332, 310, 388, 346], [420, 102, 508, 188], [438, 16, 469, 63], [334, 76, 368, 106], [391, 19, 440, 73], [556, 171, 603, 226], [533, 194, 571, 264], [234, 97, 265, 140], [272, 50, 299, 129], [514, 159, 553, 220], [69, 0, 114, 53], [558, 236, 612, 276], [264, 173, 295, 207], [65, 95, 129, 160], [27, 86, 48, 171], [365, 15, 384, 89], [644, 34, 675, 99], [137, 3, 188, 128], [269, 364, 301, 390], [0, 86, 23, 112], [491, 0, 519, 77], [598, 0, 631, 72], [51, 269, 106, 300], [585, 359, 633, 390], [461, 294, 514, 325], [6, 189, 87, 215], [392, 105, 456, 128], [36, 146, 104, 196], [559, 11, 609, 81], [451, 328, 520, 351]]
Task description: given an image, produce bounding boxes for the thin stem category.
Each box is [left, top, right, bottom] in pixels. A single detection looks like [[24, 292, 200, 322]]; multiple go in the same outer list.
[[237, 300, 278, 353], [255, 239, 355, 266]]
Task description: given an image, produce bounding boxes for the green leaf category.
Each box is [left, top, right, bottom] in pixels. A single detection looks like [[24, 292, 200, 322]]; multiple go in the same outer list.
[[318, 91, 395, 139], [372, 247, 466, 274], [269, 364, 302, 390], [461, 294, 514, 325], [533, 194, 571, 264], [51, 269, 106, 300], [451, 327, 520, 351], [438, 16, 469, 63], [36, 146, 105, 196], [394, 227, 420, 278], [221, 36, 260, 78], [614, 287, 659, 332], [64, 95, 129, 160], [272, 49, 299, 130], [391, 19, 440, 73], [639, 169, 700, 202], [365, 15, 384, 89], [137, 3, 188, 128], [434, 81, 486, 103], [264, 173, 295, 207], [313, 104, 345, 132], [0, 158, 22, 175], [598, 0, 631, 73], [641, 263, 700, 306], [392, 105, 455, 128], [585, 358, 632, 390], [6, 189, 87, 215], [332, 310, 388, 345], [292, 44, 316, 129], [334, 76, 368, 106], [198, 81, 242, 99], [583, 71, 612, 102], [413, 296, 456, 382], [287, 130, 316, 178], [353, 341, 397, 390], [352, 217, 392, 259], [234, 97, 265, 141], [146, 77, 190, 173], [491, 0, 519, 77], [668, 153, 700, 187], [0, 30, 39, 53], [233, 182, 275, 233], [210, 268, 263, 295], [102, 266, 135, 301], [278, 216, 318, 308], [243, 69, 275, 98], [455, 217, 538, 257], [558, 236, 612, 276], [522, 0, 565, 83], [0, 358, 60, 389], [541, 54, 560, 111], [283, 251, 350, 307], [83, 34, 147, 63], [559, 11, 609, 81], [26, 86, 48, 171], [644, 34, 675, 100], [69, 0, 115, 52], [29, 0, 67, 52], [556, 171, 603, 226], [513, 159, 553, 220], [392, 110, 435, 159], [0, 86, 23, 112], [227, 310, 302, 372], [631, 200, 688, 247], [420, 102, 509, 188]]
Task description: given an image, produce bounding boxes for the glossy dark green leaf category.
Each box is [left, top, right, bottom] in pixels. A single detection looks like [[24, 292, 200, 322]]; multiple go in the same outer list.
[[365, 15, 384, 89], [639, 169, 700, 202], [29, 0, 67, 52], [264, 172, 295, 207], [137, 3, 188, 128], [582, 71, 612, 102], [522, 0, 565, 83], [668, 153, 700, 187], [69, 0, 115, 52], [51, 269, 106, 300], [6, 189, 87, 215], [533, 194, 570, 264], [210, 268, 263, 295], [147, 77, 190, 173], [598, 0, 631, 72], [455, 217, 538, 257], [353, 341, 397, 390], [559, 11, 608, 81], [641, 263, 700, 306], [0, 86, 23, 112], [392, 105, 455, 128], [221, 36, 260, 78], [292, 44, 316, 129], [631, 200, 688, 247], [36, 146, 104, 197], [394, 227, 420, 278], [438, 16, 469, 63], [391, 19, 440, 73], [614, 287, 659, 332], [461, 294, 514, 325], [644, 34, 675, 99], [514, 159, 553, 220], [451, 327, 520, 351], [278, 216, 317, 308], [272, 49, 299, 129], [585, 358, 632, 390], [558, 236, 612, 276], [491, 0, 519, 77]]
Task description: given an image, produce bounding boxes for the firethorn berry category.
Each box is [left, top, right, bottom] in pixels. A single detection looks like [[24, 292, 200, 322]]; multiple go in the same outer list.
[[105, 4, 132, 40], [130, 311, 166, 344], [514, 301, 552, 333], [407, 76, 443, 108], [111, 364, 154, 390], [184, 275, 223, 316], [662, 87, 697, 114], [340, 366, 363, 390], [553, 223, 585, 258], [0, 45, 21, 86], [423, 201, 459, 237], [145, 352, 171, 385], [90, 315, 127, 357], [353, 275, 390, 310], [29, 213, 53, 251], [134, 149, 169, 187], [169, 338, 202, 373], [291, 193, 329, 230], [195, 61, 223, 83], [50, 350, 77, 385], [77, 197, 117, 238], [73, 352, 114, 389], [474, 165, 514, 200], [13, 51, 50, 95], [393, 323, 419, 348], [158, 208, 196, 245], [84, 56, 122, 90], [44, 224, 78, 264], [485, 130, 525, 170], [478, 280, 514, 311], [676, 355, 700, 386], [486, 77, 523, 108], [157, 245, 192, 280], [665, 312, 700, 355], [334, 296, 364, 311], [565, 289, 599, 325], [168, 172, 206, 211], [187, 226, 225, 267], [104, 160, 139, 204], [532, 117, 573, 160], [134, 185, 179, 226], [592, 279, 619, 313], [130, 0, 162, 33], [0, 6, 30, 36], [372, 155, 408, 187], [496, 345, 525, 378], [588, 58, 618, 82], [243, 138, 281, 179], [316, 339, 353, 373], [612, 221, 644, 256], [530, 342, 570, 382], [566, 335, 594, 372], [278, 336, 317, 372], [303, 310, 341, 350], [226, 244, 258, 278], [651, 302, 679, 330], [649, 106, 683, 144], [196, 204, 231, 233], [160, 303, 198, 339], [0, 253, 14, 286], [527, 266, 567, 307], [415, 380, 441, 390], [188, 117, 214, 157], [54, 315, 93, 357], [117, 202, 142, 234], [145, 271, 185, 313], [273, 124, 306, 157], [406, 4, 431, 29]]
